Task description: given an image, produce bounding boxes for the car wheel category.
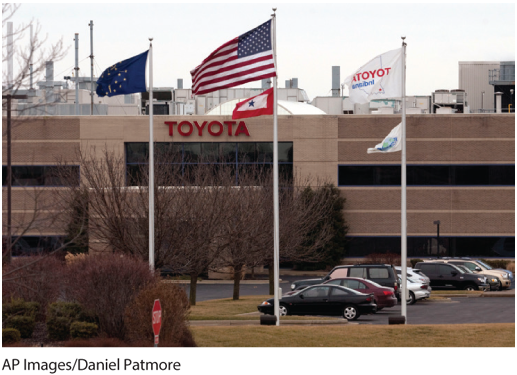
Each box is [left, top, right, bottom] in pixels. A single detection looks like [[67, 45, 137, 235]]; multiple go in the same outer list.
[[279, 304, 288, 316], [464, 284, 477, 291], [407, 291, 416, 305], [343, 305, 360, 321]]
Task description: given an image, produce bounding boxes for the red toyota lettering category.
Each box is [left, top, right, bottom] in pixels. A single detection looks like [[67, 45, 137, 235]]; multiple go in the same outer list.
[[208, 121, 223, 136], [193, 121, 207, 136], [178, 121, 193, 136]]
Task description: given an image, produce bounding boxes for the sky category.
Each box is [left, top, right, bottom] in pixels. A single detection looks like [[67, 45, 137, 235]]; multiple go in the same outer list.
[[5, 2, 516, 101]]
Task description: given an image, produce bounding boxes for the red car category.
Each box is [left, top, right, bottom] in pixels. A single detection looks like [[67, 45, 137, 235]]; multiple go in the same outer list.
[[323, 277, 397, 310]]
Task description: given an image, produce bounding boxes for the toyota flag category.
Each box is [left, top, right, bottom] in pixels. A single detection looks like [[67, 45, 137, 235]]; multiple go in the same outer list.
[[344, 48, 403, 104]]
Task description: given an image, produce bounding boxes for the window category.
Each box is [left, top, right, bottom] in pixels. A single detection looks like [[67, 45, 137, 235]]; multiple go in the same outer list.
[[345, 280, 367, 290], [2, 166, 79, 187], [329, 268, 348, 279], [369, 268, 390, 279], [330, 287, 349, 296], [338, 165, 515, 186], [326, 279, 342, 286], [304, 286, 330, 298], [349, 267, 366, 278], [126, 142, 293, 186], [418, 264, 436, 274], [439, 265, 454, 275]]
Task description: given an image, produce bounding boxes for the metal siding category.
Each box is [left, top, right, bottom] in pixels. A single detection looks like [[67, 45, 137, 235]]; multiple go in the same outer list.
[[459, 62, 500, 112]]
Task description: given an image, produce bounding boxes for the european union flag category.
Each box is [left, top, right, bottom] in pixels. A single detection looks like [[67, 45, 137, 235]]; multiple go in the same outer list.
[[96, 50, 148, 97]]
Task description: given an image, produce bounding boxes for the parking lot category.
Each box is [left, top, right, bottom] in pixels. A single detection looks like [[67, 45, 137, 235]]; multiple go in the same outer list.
[[181, 275, 515, 325]]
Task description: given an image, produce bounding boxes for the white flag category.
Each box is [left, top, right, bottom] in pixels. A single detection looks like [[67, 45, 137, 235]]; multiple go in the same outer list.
[[344, 48, 403, 104], [367, 123, 402, 154]]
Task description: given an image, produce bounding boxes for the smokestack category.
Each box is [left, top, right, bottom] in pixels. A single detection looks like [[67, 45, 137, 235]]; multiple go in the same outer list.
[[177, 79, 183, 89], [291, 78, 298, 89], [261, 78, 271, 89], [332, 66, 340, 97]]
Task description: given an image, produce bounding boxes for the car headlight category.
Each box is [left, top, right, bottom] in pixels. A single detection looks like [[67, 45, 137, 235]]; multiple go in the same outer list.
[[261, 301, 271, 306], [491, 279, 497, 283], [291, 284, 296, 290], [502, 274, 508, 279], [477, 277, 485, 282]]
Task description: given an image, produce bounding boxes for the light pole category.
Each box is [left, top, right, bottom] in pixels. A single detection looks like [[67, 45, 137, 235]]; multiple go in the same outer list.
[[433, 220, 440, 257], [481, 91, 484, 113], [2, 94, 28, 264]]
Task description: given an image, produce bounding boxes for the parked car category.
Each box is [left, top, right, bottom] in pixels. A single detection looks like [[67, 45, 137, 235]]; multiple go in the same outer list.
[[323, 277, 397, 310], [414, 262, 489, 291], [399, 277, 431, 304], [395, 266, 430, 285], [258, 284, 377, 321], [454, 265, 500, 291], [290, 264, 400, 299], [424, 258, 511, 290]]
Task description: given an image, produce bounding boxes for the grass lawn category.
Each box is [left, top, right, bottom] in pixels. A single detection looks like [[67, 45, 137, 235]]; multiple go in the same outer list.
[[190, 323, 515, 347], [189, 295, 334, 321]]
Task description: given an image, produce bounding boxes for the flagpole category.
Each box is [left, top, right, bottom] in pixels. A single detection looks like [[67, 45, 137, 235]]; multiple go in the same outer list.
[[400, 37, 407, 323], [271, 8, 280, 326], [148, 39, 155, 272]]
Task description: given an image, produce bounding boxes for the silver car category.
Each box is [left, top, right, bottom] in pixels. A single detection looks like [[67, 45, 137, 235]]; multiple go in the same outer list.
[[399, 276, 432, 305], [395, 266, 431, 285]]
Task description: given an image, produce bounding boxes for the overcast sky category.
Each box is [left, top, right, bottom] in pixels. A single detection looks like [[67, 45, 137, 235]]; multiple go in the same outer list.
[[6, 2, 516, 101]]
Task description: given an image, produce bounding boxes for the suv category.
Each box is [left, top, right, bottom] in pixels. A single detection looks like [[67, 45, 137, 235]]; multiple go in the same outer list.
[[424, 258, 511, 290], [414, 262, 489, 291], [290, 264, 400, 298]]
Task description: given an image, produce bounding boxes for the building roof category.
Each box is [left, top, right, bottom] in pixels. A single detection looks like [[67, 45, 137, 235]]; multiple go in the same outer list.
[[205, 98, 327, 116]]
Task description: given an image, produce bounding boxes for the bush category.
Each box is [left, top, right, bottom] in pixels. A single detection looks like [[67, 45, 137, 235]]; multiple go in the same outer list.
[[480, 259, 511, 270], [64, 253, 158, 340], [124, 282, 196, 347], [70, 321, 98, 340], [365, 253, 401, 266], [2, 298, 40, 321], [410, 259, 424, 268], [507, 262, 515, 273], [5, 316, 35, 339], [46, 301, 84, 342], [2, 328, 21, 344], [46, 316, 72, 341], [2, 256, 66, 319]]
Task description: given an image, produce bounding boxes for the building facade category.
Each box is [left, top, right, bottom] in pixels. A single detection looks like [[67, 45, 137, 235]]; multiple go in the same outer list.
[[2, 113, 515, 258]]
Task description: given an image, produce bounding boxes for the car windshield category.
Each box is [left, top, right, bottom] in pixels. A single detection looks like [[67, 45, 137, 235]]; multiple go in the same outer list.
[[458, 266, 473, 274], [334, 286, 363, 295], [454, 266, 467, 274], [476, 260, 492, 270]]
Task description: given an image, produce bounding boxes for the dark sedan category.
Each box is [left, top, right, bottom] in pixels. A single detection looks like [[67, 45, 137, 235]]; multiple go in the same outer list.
[[257, 284, 377, 321], [323, 277, 397, 310]]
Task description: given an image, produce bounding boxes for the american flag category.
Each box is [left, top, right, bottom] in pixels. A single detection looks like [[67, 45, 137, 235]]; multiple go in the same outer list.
[[191, 20, 276, 96]]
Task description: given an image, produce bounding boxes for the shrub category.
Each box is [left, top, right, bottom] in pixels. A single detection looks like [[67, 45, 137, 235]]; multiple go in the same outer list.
[[46, 317, 72, 341], [365, 253, 401, 266], [2, 256, 66, 319], [46, 301, 84, 342], [5, 316, 35, 338], [64, 253, 158, 340], [479, 259, 511, 270], [2, 298, 40, 321], [124, 282, 196, 347], [2, 328, 21, 344], [410, 259, 424, 268], [70, 322, 98, 340], [506, 262, 515, 273], [47, 302, 83, 320]]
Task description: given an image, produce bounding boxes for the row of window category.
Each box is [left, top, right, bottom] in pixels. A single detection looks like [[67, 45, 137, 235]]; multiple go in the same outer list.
[[345, 236, 515, 258], [126, 142, 294, 186], [126, 142, 294, 164], [2, 166, 80, 187], [338, 165, 515, 186]]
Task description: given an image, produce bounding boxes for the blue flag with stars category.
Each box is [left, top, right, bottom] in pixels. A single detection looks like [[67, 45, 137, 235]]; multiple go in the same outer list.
[[96, 50, 148, 97]]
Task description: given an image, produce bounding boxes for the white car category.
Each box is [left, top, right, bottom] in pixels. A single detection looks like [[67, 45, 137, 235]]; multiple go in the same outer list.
[[399, 277, 431, 305], [395, 266, 431, 285]]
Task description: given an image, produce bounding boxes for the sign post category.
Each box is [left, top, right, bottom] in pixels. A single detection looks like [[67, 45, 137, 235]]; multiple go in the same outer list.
[[152, 299, 162, 347]]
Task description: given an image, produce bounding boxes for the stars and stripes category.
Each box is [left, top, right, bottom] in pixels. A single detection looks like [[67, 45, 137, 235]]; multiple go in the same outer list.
[[190, 20, 276, 96]]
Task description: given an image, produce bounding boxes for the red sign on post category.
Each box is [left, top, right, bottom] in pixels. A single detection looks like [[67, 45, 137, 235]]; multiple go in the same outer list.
[[152, 299, 162, 346]]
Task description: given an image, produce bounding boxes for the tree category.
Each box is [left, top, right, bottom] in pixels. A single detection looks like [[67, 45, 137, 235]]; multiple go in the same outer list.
[[294, 184, 348, 270], [2, 3, 67, 101]]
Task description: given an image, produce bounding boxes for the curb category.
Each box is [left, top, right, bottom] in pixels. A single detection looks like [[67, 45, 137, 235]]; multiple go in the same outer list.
[[190, 319, 348, 326]]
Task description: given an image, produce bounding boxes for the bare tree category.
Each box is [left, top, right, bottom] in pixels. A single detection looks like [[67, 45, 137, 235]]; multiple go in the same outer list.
[[2, 3, 67, 102]]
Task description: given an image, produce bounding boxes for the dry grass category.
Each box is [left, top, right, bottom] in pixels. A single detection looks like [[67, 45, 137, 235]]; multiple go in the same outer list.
[[191, 323, 515, 347], [190, 295, 333, 321], [430, 290, 483, 295]]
